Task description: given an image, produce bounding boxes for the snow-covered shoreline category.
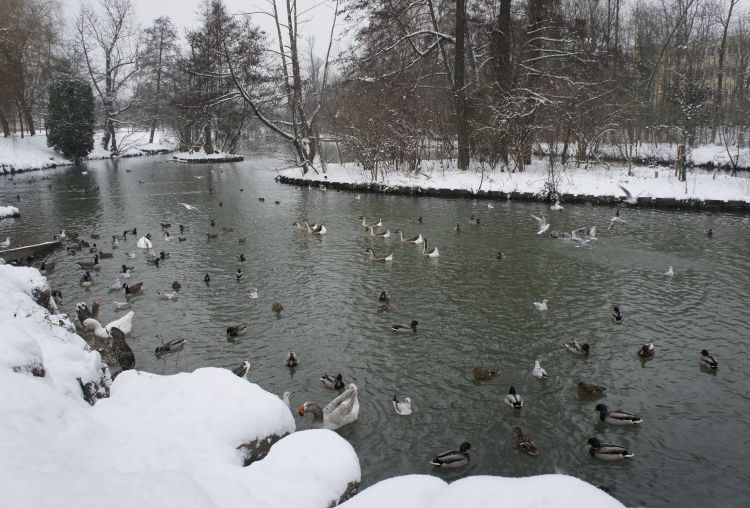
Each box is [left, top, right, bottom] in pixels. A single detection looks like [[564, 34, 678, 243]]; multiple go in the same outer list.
[[1, 261, 625, 507], [0, 131, 177, 174], [278, 159, 750, 210], [0, 205, 20, 218], [173, 149, 244, 163]]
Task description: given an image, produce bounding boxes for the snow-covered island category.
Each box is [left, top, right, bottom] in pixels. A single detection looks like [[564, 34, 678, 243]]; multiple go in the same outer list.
[[173, 148, 244, 163], [0, 205, 20, 219], [0, 131, 177, 174], [278, 156, 750, 210], [0, 262, 622, 507]]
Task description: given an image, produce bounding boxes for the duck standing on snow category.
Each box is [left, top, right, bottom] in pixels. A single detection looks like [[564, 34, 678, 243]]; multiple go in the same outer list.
[[392, 395, 412, 415], [391, 320, 418, 334], [321, 373, 345, 389], [700, 349, 718, 369], [594, 404, 643, 425], [297, 383, 359, 430], [587, 437, 634, 461], [232, 361, 251, 379], [430, 442, 472, 468], [505, 386, 523, 409], [532, 360, 548, 379], [565, 340, 591, 356], [512, 427, 537, 456]]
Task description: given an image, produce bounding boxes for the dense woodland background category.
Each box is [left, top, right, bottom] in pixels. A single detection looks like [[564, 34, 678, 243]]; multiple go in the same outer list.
[[1, 0, 748, 174]]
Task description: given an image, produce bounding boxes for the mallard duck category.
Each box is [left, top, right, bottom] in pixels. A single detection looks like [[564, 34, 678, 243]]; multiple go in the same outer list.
[[80, 271, 94, 287], [155, 338, 186, 354], [83, 311, 134, 338], [366, 226, 390, 238], [159, 251, 170, 260], [565, 340, 591, 356], [366, 248, 393, 262], [700, 349, 718, 369], [98, 251, 113, 259], [321, 373, 345, 389], [392, 395, 412, 415], [377, 291, 392, 310], [391, 320, 418, 334], [533, 299, 548, 310], [705, 228, 713, 238], [505, 386, 523, 408], [232, 361, 251, 379], [207, 233, 218, 240], [638, 343, 655, 358], [421, 239, 439, 258], [204, 273, 211, 283], [239, 238, 247, 245], [512, 426, 537, 455], [298, 383, 359, 430], [272, 302, 283, 314], [577, 382, 607, 397], [285, 350, 299, 367], [611, 306, 623, 323], [77, 255, 100, 271], [237, 254, 246, 262], [472, 367, 499, 380], [594, 404, 642, 425], [430, 442, 472, 468], [226, 324, 247, 337], [123, 282, 144, 296], [171, 281, 181, 291], [39, 261, 56, 275], [496, 252, 505, 260], [468, 215, 480, 225], [222, 227, 234, 234], [454, 224, 461, 232], [236, 269, 244, 281], [586, 437, 634, 461], [532, 360, 548, 379], [395, 230, 423, 244]]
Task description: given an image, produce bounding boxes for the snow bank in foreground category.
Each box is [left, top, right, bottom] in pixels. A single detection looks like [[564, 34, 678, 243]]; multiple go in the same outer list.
[[341, 474, 624, 508], [1, 263, 360, 508], [0, 205, 20, 218], [282, 159, 750, 203], [1, 263, 621, 508]]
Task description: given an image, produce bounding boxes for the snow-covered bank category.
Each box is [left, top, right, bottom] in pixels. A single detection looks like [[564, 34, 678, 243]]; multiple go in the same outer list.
[[0, 263, 360, 508], [340, 474, 624, 508], [0, 205, 20, 218], [0, 131, 177, 173], [279, 159, 750, 209], [173, 149, 244, 163]]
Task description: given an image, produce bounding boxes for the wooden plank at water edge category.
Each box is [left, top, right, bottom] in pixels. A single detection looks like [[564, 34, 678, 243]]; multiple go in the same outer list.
[[0, 241, 62, 262]]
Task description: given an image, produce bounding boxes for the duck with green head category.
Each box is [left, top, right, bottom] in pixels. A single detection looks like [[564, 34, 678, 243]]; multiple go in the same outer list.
[[594, 403, 643, 425], [586, 437, 634, 461], [430, 442, 472, 468]]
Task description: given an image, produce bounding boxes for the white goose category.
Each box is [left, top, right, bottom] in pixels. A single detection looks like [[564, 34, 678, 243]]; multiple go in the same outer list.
[[297, 383, 360, 430], [83, 311, 135, 339], [422, 238, 439, 258]]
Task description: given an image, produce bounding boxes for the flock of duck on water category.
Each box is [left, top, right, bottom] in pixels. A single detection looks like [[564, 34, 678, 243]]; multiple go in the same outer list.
[[21, 183, 721, 471]]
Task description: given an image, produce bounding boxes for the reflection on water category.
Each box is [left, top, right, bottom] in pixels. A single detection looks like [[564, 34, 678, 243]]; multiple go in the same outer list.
[[2, 154, 750, 506]]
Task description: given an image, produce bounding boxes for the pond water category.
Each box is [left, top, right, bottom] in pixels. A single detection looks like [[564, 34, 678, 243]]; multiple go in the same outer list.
[[2, 153, 749, 507]]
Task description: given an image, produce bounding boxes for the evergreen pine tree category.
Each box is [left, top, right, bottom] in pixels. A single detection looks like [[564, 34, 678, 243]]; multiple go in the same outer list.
[[47, 78, 95, 163]]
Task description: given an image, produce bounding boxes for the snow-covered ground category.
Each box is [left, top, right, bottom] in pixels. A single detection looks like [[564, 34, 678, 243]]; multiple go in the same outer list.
[[1, 262, 623, 507], [0, 131, 177, 173], [281, 158, 750, 204], [537, 142, 750, 169], [173, 149, 244, 162]]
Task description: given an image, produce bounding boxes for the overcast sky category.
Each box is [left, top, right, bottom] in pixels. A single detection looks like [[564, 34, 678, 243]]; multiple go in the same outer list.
[[61, 0, 348, 57]]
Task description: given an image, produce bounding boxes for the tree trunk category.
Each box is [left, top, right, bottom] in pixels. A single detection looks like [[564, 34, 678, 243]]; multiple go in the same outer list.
[[17, 94, 35, 136], [16, 100, 24, 138], [494, 0, 511, 165], [149, 28, 165, 144], [203, 122, 214, 154], [712, 0, 737, 143], [0, 106, 10, 137], [454, 0, 469, 171]]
